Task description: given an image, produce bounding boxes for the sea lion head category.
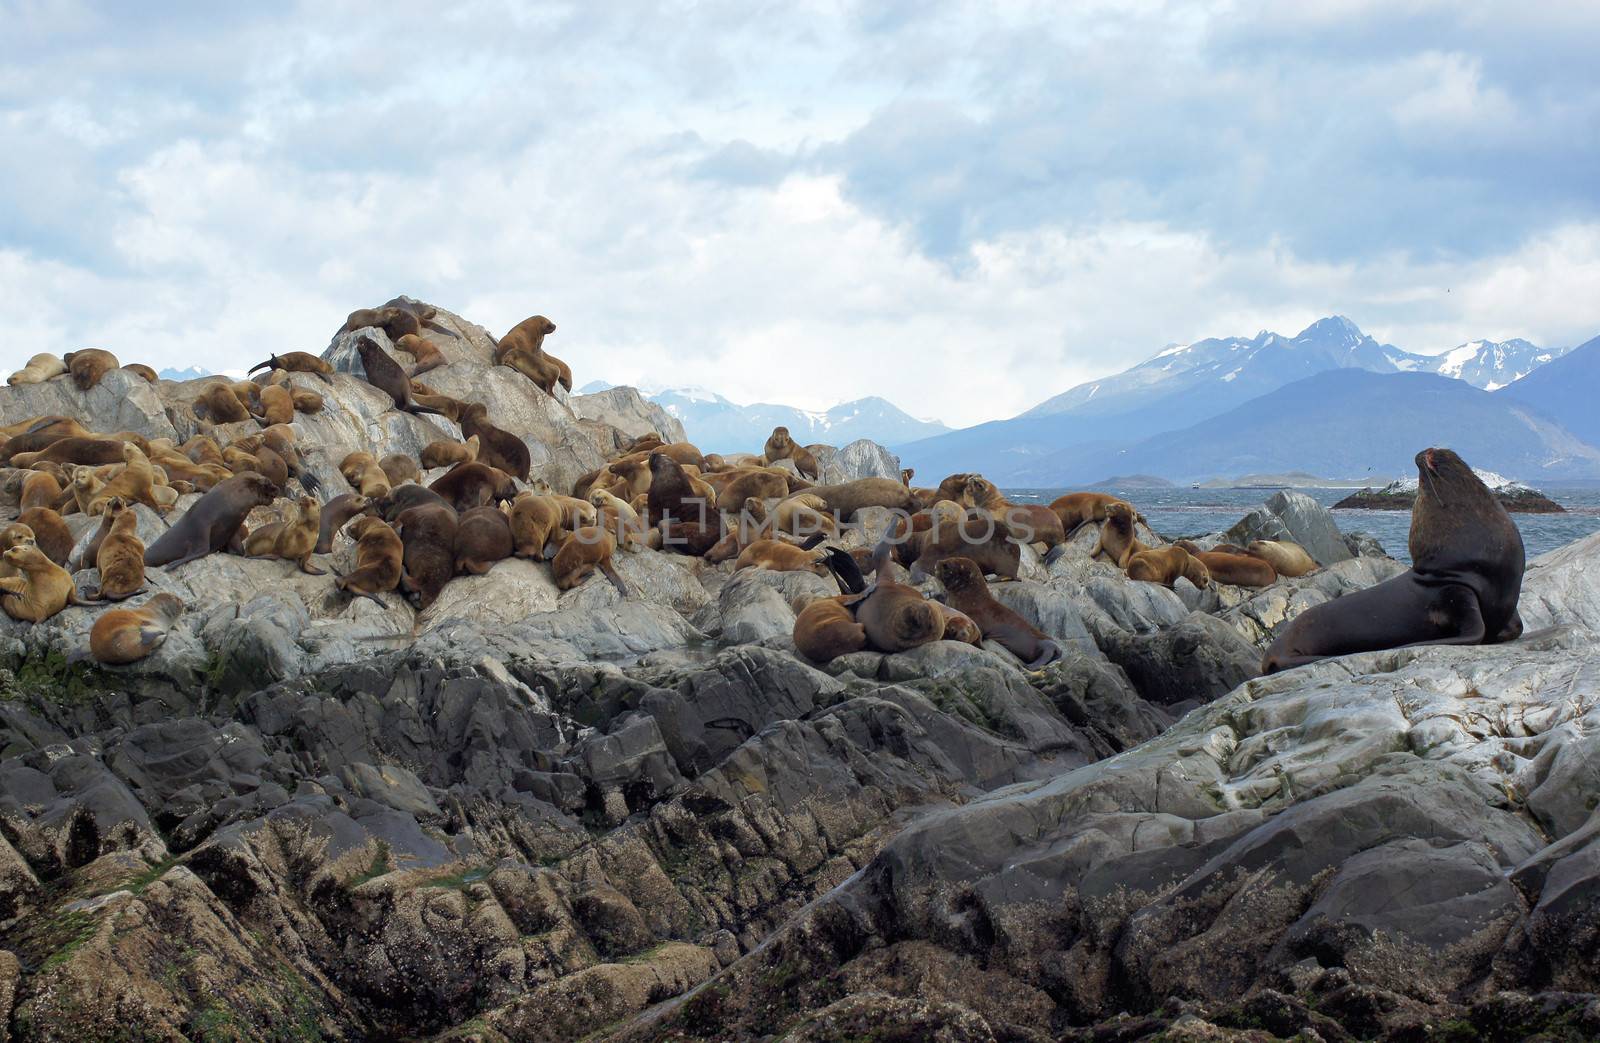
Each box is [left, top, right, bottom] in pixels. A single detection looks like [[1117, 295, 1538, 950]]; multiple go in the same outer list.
[[0, 523, 36, 552], [648, 451, 677, 477], [893, 595, 943, 647], [533, 316, 556, 336], [934, 556, 984, 594], [461, 402, 489, 425], [3, 545, 47, 571], [239, 471, 280, 503], [297, 494, 321, 520], [345, 516, 388, 541], [144, 592, 185, 622], [1181, 551, 1212, 589], [1104, 502, 1136, 533]]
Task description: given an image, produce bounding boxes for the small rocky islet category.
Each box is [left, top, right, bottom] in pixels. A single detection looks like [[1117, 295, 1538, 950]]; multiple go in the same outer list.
[[0, 299, 1596, 1041]]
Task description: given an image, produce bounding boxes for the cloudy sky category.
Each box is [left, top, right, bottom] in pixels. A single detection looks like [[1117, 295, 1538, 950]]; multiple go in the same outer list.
[[3, 1, 1597, 426]]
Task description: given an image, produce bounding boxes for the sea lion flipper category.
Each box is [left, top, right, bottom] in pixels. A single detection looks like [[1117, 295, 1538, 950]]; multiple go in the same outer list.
[[1026, 640, 1064, 670], [599, 559, 631, 598], [823, 547, 866, 595]]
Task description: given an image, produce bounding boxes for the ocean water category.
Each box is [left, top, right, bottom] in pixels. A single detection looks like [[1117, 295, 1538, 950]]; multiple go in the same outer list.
[[1004, 487, 1600, 565]]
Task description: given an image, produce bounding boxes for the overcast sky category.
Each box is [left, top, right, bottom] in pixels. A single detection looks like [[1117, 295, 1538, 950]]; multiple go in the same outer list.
[[3, 1, 1597, 426]]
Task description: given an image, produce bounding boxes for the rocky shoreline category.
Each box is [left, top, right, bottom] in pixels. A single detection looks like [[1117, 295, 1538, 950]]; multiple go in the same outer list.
[[0, 303, 1597, 1042]]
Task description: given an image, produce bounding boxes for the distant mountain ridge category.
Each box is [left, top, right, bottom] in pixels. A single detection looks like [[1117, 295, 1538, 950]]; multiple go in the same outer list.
[[896, 316, 1588, 483], [579, 382, 948, 454], [1499, 334, 1600, 446]]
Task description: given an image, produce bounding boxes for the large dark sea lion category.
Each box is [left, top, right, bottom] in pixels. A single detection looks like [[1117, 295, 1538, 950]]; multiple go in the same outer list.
[[1262, 448, 1524, 674], [144, 472, 278, 569], [353, 336, 447, 419]]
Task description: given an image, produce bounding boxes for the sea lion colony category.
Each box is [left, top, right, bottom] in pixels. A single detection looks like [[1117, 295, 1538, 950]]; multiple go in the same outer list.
[[1, 302, 1520, 677]]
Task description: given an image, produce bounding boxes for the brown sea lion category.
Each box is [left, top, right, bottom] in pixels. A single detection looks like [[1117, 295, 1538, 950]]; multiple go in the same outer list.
[[379, 453, 420, 487], [291, 387, 324, 413], [316, 493, 375, 553], [394, 502, 458, 609], [1126, 546, 1213, 588], [1173, 541, 1269, 587], [506, 491, 563, 560], [344, 306, 424, 341], [17, 507, 72, 566], [716, 468, 791, 508], [334, 516, 404, 607], [453, 506, 514, 575], [646, 452, 710, 528], [87, 503, 147, 600], [88, 444, 176, 515], [761, 427, 819, 479], [901, 507, 1022, 582], [71, 503, 118, 572], [802, 477, 916, 520], [495, 315, 571, 394], [88, 593, 184, 665], [930, 600, 983, 646], [248, 352, 334, 382], [196, 382, 252, 424], [734, 538, 831, 575], [1090, 502, 1147, 568], [653, 521, 724, 557], [421, 435, 479, 471], [588, 488, 646, 548], [378, 483, 454, 523], [934, 556, 1062, 667], [144, 472, 278, 569], [256, 383, 295, 426], [339, 451, 392, 499], [1263, 448, 1526, 674], [10, 438, 129, 468], [19, 469, 62, 512], [459, 403, 530, 481], [64, 348, 118, 390], [1050, 492, 1138, 537], [394, 333, 447, 376], [0, 544, 93, 621], [551, 526, 628, 594], [1246, 539, 1318, 577], [353, 336, 447, 419], [7, 353, 67, 385], [244, 495, 324, 574], [772, 493, 838, 539], [0, 522, 34, 581], [122, 363, 158, 383], [429, 461, 517, 513], [792, 596, 867, 664], [844, 579, 942, 654]]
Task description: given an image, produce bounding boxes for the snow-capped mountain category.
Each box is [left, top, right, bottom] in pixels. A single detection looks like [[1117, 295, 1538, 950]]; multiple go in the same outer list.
[[158, 365, 214, 381], [1387, 338, 1566, 390], [1023, 316, 1403, 419], [579, 382, 948, 453]]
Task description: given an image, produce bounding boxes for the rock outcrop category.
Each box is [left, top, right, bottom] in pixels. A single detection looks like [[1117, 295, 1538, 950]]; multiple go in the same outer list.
[[1, 307, 1595, 1041]]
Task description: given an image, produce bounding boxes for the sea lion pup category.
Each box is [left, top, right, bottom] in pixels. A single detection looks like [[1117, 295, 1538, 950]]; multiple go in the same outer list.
[[196, 381, 252, 424], [290, 387, 325, 413], [0, 523, 35, 580], [0, 545, 96, 621], [1173, 541, 1270, 587], [715, 468, 792, 508], [121, 363, 158, 383], [1246, 539, 1318, 578], [551, 526, 630, 595], [244, 495, 324, 574], [646, 451, 712, 527], [734, 537, 829, 575], [256, 383, 295, 426], [429, 461, 517, 512], [792, 596, 868, 663], [934, 557, 1063, 668], [88, 444, 176, 515], [18, 469, 62, 512], [1090, 502, 1147, 568], [1125, 545, 1213, 589], [1263, 447, 1526, 674], [340, 451, 392, 499], [588, 487, 646, 549], [8, 353, 67, 385], [421, 435, 479, 471], [1050, 492, 1138, 537], [18, 507, 72, 567], [771, 492, 839, 539], [394, 333, 447, 376], [379, 453, 420, 487], [459, 403, 530, 481], [393, 502, 458, 609], [506, 491, 563, 560], [62, 348, 118, 390], [315, 493, 375, 554], [801, 477, 916, 520], [453, 505, 514, 575], [930, 600, 983, 646], [333, 516, 404, 607], [87, 593, 184, 665], [841, 579, 942, 654], [144, 472, 278, 569], [86, 502, 147, 600], [352, 336, 448, 419], [248, 351, 335, 383]]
